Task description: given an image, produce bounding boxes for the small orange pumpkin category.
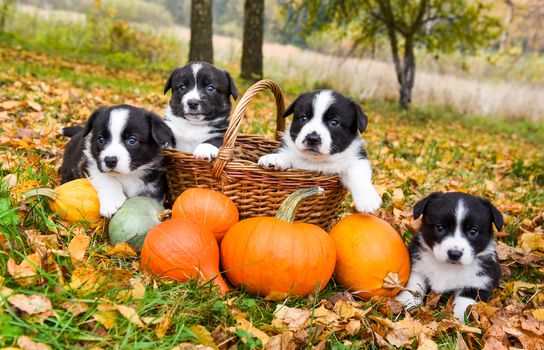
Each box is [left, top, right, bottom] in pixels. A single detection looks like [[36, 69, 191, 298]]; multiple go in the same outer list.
[[330, 214, 410, 299], [140, 218, 229, 295], [220, 187, 336, 299], [171, 188, 239, 242], [23, 178, 101, 223]]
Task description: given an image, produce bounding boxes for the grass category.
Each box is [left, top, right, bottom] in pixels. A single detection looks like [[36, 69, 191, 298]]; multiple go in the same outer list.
[[0, 17, 543, 350]]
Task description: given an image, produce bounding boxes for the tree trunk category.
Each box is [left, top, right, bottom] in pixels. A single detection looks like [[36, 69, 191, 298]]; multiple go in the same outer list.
[[0, 0, 16, 32], [189, 0, 213, 63], [241, 0, 264, 81], [388, 33, 415, 109]]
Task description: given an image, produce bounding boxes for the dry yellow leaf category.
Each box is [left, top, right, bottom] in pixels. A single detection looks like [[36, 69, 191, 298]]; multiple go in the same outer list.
[[116, 304, 144, 327], [93, 305, 118, 329], [189, 325, 219, 350], [104, 243, 137, 257], [273, 305, 310, 331], [68, 234, 90, 263], [8, 293, 52, 315], [532, 309, 544, 321], [312, 305, 339, 325], [7, 253, 42, 287], [17, 336, 51, 350], [235, 318, 270, 347], [155, 315, 172, 339]]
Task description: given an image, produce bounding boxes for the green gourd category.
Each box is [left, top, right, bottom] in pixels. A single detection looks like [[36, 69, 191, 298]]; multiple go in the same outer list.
[[108, 196, 165, 251]]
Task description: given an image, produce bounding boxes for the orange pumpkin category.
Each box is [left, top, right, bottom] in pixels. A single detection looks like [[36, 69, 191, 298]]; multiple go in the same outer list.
[[171, 188, 239, 242], [330, 214, 410, 299], [220, 187, 336, 299], [23, 178, 101, 223], [140, 218, 229, 295]]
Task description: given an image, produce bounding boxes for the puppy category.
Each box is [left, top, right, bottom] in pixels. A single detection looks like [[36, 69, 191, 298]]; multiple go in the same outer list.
[[396, 192, 502, 322], [163, 62, 238, 161], [258, 90, 382, 213], [60, 104, 175, 218]]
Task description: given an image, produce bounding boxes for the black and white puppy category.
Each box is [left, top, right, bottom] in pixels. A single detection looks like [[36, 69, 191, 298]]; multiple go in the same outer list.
[[163, 62, 238, 160], [396, 192, 502, 322], [258, 90, 382, 213], [60, 104, 175, 218]]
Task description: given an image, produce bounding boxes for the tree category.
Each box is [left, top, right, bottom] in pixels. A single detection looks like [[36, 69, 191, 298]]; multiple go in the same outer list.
[[296, 0, 501, 109], [241, 0, 264, 81], [189, 0, 213, 63], [0, 0, 16, 32]]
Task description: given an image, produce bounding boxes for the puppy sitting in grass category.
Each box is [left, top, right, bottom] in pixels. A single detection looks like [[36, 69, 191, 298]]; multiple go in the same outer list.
[[396, 192, 502, 322]]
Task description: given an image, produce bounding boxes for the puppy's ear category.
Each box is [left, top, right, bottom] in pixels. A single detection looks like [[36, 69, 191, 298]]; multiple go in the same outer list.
[[481, 199, 504, 231], [148, 112, 176, 149], [163, 69, 175, 95], [413, 192, 442, 219], [352, 101, 368, 132], [82, 107, 105, 137], [282, 96, 301, 118], [224, 71, 238, 100]]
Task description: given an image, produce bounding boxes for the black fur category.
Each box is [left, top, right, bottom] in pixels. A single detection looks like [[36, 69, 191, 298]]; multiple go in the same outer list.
[[282, 90, 368, 156]]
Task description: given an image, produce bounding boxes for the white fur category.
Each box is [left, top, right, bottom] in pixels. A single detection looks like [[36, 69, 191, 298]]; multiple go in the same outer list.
[[294, 91, 334, 155], [453, 295, 476, 321], [164, 106, 219, 154], [100, 108, 131, 174], [433, 200, 475, 265], [259, 133, 381, 213], [396, 272, 427, 309], [181, 63, 203, 119], [193, 143, 219, 161]]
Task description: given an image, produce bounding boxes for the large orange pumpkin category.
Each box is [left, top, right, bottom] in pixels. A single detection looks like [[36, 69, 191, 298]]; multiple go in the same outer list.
[[23, 178, 101, 223], [140, 218, 229, 295], [330, 214, 410, 299], [220, 187, 336, 299], [171, 188, 239, 242]]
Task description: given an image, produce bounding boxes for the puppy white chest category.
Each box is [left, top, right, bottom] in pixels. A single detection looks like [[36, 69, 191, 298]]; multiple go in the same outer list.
[[414, 250, 491, 292], [164, 108, 215, 153]]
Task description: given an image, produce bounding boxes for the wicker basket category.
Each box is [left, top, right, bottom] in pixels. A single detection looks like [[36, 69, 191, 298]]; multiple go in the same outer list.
[[163, 79, 348, 230]]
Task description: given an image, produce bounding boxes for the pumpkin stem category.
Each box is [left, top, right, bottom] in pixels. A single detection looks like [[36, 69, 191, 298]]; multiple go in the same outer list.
[[22, 188, 58, 201], [275, 187, 325, 223]]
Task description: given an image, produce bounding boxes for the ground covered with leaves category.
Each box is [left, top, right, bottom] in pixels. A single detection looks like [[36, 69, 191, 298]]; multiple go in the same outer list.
[[0, 45, 543, 349]]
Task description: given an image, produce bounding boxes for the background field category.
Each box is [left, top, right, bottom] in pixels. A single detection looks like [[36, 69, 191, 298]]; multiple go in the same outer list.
[[0, 1, 543, 349]]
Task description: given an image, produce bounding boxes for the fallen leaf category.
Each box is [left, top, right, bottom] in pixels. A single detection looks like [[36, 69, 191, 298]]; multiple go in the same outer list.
[[333, 300, 370, 319], [455, 331, 469, 350], [7, 253, 42, 286], [236, 318, 270, 346], [17, 336, 51, 350], [264, 332, 296, 350], [312, 305, 339, 325], [345, 319, 361, 336], [1, 100, 22, 110], [68, 234, 90, 262], [418, 332, 438, 350], [273, 305, 310, 331], [532, 309, 544, 321], [155, 315, 172, 339], [104, 243, 137, 257], [68, 267, 132, 296], [190, 325, 219, 350], [61, 301, 89, 316], [116, 304, 144, 327], [93, 304, 118, 329], [27, 100, 42, 112], [8, 293, 52, 315], [518, 232, 544, 253]]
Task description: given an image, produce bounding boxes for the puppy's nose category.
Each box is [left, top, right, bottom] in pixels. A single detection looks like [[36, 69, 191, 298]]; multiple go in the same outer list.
[[104, 156, 118, 169], [187, 100, 199, 110], [303, 132, 321, 147], [447, 249, 463, 261]]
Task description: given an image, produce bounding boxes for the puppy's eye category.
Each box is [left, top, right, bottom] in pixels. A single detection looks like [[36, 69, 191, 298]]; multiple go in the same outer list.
[[206, 85, 216, 93], [468, 228, 479, 237], [126, 136, 138, 146], [299, 115, 308, 123], [179, 84, 187, 92], [97, 136, 105, 145], [435, 224, 444, 233], [328, 119, 340, 128]]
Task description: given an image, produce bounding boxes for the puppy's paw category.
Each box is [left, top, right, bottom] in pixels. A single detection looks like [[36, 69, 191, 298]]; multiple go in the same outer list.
[[395, 291, 423, 310], [99, 192, 127, 218], [193, 143, 219, 161], [352, 187, 382, 213], [453, 296, 476, 323], [258, 153, 290, 171]]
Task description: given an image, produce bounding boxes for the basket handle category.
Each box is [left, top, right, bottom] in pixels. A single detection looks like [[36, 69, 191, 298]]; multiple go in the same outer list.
[[212, 79, 286, 178]]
